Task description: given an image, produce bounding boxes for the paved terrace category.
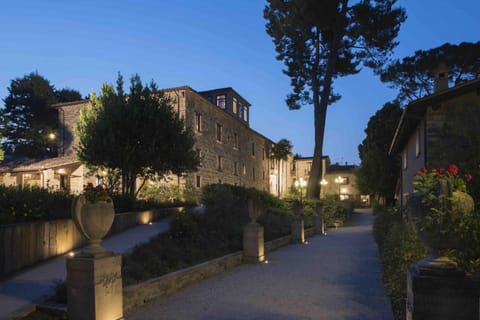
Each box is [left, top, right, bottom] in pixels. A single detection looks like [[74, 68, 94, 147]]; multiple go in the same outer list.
[[0, 217, 172, 320], [129, 208, 392, 320]]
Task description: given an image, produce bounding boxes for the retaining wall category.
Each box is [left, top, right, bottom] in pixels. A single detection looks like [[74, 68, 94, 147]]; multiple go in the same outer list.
[[0, 207, 183, 277]]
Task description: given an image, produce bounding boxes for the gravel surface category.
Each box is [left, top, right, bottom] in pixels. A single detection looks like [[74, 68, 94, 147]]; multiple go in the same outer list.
[[128, 208, 392, 320]]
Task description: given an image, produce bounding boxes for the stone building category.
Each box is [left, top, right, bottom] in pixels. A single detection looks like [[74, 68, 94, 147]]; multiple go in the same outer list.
[[0, 86, 292, 197], [292, 156, 365, 202], [389, 74, 480, 209]]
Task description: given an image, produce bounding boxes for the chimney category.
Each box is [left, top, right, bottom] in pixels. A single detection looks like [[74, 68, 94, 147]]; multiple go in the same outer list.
[[434, 62, 449, 92]]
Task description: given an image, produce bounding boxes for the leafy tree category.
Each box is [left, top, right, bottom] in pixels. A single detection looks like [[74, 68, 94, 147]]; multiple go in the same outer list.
[[75, 73, 199, 198], [0, 132, 3, 162], [264, 0, 406, 198], [270, 138, 293, 196], [357, 101, 402, 205], [1, 72, 81, 158], [380, 41, 480, 103]]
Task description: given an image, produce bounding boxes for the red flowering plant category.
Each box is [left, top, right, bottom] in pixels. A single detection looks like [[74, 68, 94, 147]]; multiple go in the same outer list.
[[412, 164, 473, 240], [82, 183, 112, 204]]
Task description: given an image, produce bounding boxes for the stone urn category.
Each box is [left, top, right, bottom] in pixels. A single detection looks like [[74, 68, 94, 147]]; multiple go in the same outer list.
[[407, 180, 474, 275], [72, 195, 115, 257]]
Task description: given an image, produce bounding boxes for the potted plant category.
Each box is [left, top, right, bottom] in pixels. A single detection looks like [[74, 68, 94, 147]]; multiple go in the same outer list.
[[408, 164, 474, 274], [72, 183, 114, 257]]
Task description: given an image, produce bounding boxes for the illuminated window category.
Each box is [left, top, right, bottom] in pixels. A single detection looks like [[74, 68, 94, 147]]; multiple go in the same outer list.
[[216, 123, 223, 142], [216, 95, 226, 109], [243, 163, 246, 176], [195, 113, 202, 132], [243, 106, 248, 121], [233, 97, 238, 114]]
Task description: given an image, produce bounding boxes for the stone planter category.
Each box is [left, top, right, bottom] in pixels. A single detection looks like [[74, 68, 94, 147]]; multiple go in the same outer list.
[[72, 195, 114, 257]]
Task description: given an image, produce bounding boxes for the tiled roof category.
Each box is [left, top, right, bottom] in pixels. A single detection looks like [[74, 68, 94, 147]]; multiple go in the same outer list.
[[0, 155, 80, 173]]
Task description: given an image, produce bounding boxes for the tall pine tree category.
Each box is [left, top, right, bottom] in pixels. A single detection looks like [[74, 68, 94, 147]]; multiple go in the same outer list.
[[264, 0, 406, 198]]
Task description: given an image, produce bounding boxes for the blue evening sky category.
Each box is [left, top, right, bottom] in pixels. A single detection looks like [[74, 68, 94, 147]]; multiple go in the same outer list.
[[1, 1, 479, 164]]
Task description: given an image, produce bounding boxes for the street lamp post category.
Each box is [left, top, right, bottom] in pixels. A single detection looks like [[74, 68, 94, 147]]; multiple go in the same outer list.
[[334, 176, 344, 199], [294, 177, 307, 203]]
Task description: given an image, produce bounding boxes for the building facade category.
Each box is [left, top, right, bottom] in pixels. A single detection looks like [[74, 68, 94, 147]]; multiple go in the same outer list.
[[0, 86, 291, 197], [389, 77, 480, 208], [292, 156, 365, 202]]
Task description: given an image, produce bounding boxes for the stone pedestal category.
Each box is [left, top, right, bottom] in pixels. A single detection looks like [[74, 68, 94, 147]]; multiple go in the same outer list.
[[407, 266, 479, 320], [291, 218, 304, 244], [67, 254, 123, 320], [243, 223, 265, 263]]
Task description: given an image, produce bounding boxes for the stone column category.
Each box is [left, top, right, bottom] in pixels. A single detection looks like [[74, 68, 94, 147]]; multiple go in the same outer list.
[[67, 253, 123, 320], [407, 263, 479, 320], [291, 202, 304, 243], [315, 203, 325, 235], [243, 200, 265, 263]]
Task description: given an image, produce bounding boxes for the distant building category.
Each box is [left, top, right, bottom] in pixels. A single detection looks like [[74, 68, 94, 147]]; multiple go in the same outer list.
[[389, 69, 480, 209], [0, 86, 292, 197], [291, 156, 366, 203]]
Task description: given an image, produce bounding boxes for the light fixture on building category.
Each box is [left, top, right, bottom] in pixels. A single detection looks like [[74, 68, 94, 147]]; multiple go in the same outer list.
[[48, 133, 56, 140], [334, 176, 345, 196], [294, 177, 307, 202], [57, 168, 66, 174]]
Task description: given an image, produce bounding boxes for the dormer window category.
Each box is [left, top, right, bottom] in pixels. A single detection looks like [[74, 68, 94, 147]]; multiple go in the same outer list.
[[243, 107, 248, 121], [233, 97, 238, 114], [216, 95, 226, 109]]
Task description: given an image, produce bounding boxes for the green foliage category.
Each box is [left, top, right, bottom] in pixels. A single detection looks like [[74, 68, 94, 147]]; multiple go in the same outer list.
[[357, 101, 403, 204], [0, 71, 81, 158], [123, 185, 296, 285], [75, 73, 199, 198], [264, 0, 405, 198], [0, 185, 73, 224], [380, 41, 480, 103], [322, 198, 353, 228], [139, 183, 198, 206], [373, 207, 427, 320]]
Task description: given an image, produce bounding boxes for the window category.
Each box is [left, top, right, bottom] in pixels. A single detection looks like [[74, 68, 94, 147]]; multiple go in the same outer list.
[[234, 133, 239, 149], [216, 123, 223, 142], [262, 148, 265, 160], [415, 128, 421, 157], [195, 113, 202, 132], [234, 161, 238, 176], [196, 148, 203, 166], [243, 163, 246, 176], [252, 168, 256, 180], [207, 96, 213, 103], [218, 179, 222, 184], [216, 95, 226, 109], [403, 150, 408, 169], [251, 143, 255, 156], [196, 175, 201, 188], [217, 155, 223, 171], [239, 104, 243, 119], [243, 107, 248, 121], [233, 97, 238, 114]]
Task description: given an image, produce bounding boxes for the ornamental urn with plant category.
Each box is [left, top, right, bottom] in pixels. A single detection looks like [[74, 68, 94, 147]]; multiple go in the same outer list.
[[72, 183, 114, 257]]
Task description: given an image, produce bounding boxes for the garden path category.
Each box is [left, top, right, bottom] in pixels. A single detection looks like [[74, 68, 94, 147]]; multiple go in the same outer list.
[[128, 208, 392, 320], [0, 216, 172, 320]]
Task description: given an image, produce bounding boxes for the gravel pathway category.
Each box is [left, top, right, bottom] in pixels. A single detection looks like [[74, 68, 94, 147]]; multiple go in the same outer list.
[[128, 208, 392, 320]]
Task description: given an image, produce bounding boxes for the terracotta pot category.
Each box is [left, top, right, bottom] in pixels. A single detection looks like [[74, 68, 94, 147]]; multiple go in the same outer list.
[[72, 195, 114, 257]]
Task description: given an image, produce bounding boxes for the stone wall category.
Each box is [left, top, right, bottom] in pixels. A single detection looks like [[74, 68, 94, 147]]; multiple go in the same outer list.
[[180, 88, 273, 192], [0, 207, 181, 278]]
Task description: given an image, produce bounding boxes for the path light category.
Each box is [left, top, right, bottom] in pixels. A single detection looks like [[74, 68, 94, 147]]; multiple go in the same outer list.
[[264, 260, 269, 264]]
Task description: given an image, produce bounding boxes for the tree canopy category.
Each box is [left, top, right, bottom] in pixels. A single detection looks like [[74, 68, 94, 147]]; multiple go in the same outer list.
[[0, 72, 81, 159], [75, 73, 199, 198], [357, 101, 402, 204], [380, 41, 480, 103], [264, 0, 406, 198]]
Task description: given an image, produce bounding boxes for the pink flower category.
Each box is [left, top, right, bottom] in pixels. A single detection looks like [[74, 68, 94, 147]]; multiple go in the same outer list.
[[464, 174, 473, 182], [420, 167, 428, 173]]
